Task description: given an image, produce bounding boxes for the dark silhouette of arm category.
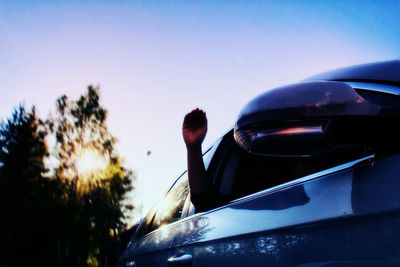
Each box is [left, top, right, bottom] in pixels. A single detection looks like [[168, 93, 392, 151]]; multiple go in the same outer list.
[[182, 108, 211, 196]]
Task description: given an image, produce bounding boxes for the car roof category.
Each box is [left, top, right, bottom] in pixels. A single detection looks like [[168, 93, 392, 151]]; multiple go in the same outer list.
[[305, 60, 400, 85]]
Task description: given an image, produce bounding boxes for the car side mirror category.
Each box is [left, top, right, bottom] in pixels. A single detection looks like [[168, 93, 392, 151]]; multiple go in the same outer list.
[[234, 81, 400, 156]]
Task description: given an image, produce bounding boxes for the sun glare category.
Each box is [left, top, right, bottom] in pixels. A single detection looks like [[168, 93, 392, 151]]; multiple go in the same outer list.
[[76, 149, 108, 176]]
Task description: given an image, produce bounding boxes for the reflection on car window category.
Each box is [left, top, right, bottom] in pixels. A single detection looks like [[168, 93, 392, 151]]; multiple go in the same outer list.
[[138, 178, 189, 236], [136, 147, 215, 238], [152, 179, 189, 228]]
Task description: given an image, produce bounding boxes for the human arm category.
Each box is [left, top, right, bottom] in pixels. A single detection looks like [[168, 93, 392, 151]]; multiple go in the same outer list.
[[182, 108, 211, 195]]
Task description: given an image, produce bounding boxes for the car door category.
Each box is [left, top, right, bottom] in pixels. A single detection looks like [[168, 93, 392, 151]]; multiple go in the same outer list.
[[168, 134, 400, 266]]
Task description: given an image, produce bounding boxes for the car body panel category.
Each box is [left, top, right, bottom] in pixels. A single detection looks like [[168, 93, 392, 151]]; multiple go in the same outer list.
[[168, 153, 400, 266], [118, 216, 175, 267]]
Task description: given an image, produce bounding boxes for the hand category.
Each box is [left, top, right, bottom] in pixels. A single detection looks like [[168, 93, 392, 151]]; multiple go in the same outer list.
[[182, 108, 208, 148]]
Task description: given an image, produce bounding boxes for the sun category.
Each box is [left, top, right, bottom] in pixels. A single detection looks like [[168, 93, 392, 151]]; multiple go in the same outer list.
[[76, 149, 108, 176]]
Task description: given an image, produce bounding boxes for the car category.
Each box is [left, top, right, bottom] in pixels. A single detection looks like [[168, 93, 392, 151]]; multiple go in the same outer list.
[[118, 60, 400, 267]]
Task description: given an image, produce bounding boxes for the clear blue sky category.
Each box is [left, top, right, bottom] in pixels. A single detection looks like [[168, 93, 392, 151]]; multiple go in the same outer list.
[[1, 0, 399, 222]]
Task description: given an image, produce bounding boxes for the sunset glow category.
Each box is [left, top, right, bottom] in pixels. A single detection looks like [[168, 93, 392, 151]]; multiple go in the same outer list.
[[76, 149, 108, 177]]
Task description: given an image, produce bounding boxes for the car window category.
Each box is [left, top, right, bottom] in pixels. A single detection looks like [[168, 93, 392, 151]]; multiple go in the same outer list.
[[150, 178, 189, 230], [136, 176, 189, 238], [211, 132, 371, 202], [134, 146, 217, 238], [230, 145, 369, 199]]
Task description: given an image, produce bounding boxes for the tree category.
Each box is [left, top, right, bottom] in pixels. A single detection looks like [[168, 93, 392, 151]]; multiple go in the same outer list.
[[0, 105, 58, 266], [0, 86, 134, 267], [51, 85, 134, 266]]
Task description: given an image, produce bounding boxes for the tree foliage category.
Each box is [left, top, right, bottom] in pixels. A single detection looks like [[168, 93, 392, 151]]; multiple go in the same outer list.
[[0, 86, 135, 267], [51, 85, 134, 266], [0, 106, 58, 266]]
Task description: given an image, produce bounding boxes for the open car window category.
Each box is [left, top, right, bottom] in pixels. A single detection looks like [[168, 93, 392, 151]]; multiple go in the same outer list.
[[211, 132, 373, 204], [229, 144, 369, 200]]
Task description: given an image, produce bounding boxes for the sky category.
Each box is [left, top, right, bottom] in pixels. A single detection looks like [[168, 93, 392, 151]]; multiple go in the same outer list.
[[1, 0, 399, 223]]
